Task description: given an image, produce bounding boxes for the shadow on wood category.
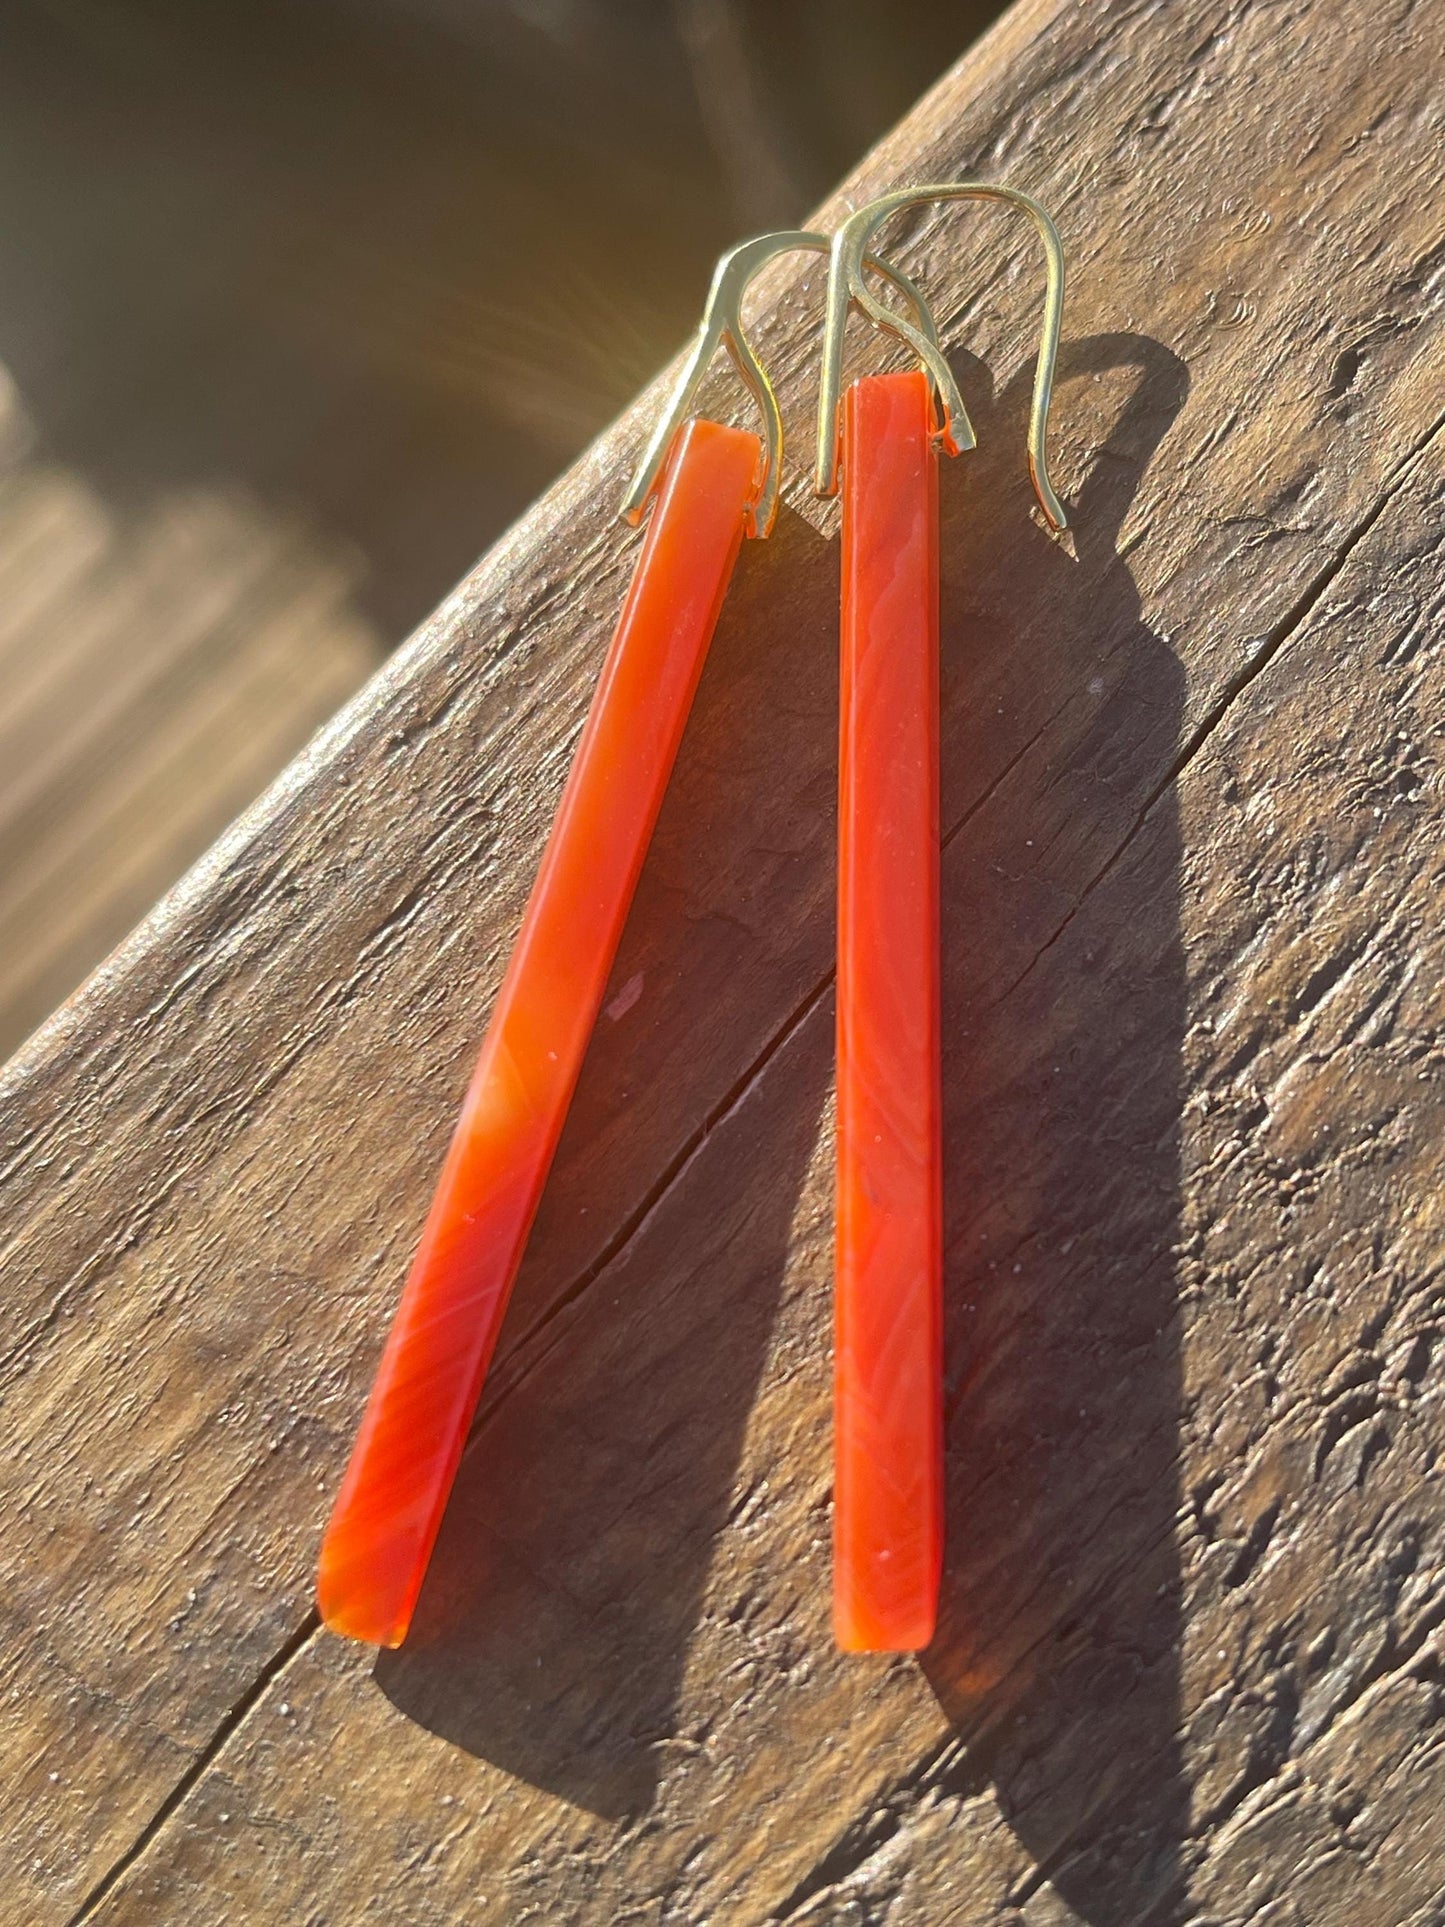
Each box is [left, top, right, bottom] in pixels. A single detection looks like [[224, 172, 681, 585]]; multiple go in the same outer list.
[[373, 499, 842, 1818], [375, 334, 1191, 1883], [923, 334, 1191, 1922]]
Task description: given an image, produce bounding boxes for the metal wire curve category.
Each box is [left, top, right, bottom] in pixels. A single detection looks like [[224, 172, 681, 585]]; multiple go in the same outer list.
[[622, 229, 941, 540], [814, 183, 1069, 530]]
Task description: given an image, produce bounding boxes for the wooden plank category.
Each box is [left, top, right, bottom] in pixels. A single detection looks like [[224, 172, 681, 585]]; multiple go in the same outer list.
[[2, 0, 1443, 1919], [0, 434, 382, 1055]]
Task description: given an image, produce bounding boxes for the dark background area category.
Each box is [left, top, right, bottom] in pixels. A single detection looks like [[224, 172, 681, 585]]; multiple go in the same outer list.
[[0, 0, 1002, 1058]]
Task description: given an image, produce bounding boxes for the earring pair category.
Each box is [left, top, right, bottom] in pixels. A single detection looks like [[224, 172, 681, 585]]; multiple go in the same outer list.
[[317, 184, 1069, 1657]]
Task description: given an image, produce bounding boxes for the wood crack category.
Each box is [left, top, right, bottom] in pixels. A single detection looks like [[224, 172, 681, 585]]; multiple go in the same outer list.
[[63, 1613, 319, 1927], [989, 401, 1445, 1016]]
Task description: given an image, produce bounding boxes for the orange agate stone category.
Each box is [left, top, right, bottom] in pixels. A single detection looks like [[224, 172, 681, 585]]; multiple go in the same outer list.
[[319, 417, 762, 1647], [834, 370, 943, 1652]]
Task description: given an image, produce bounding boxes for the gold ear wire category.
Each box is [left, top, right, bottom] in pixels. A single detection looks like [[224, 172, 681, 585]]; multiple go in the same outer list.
[[622, 230, 942, 541], [814, 184, 1069, 531]]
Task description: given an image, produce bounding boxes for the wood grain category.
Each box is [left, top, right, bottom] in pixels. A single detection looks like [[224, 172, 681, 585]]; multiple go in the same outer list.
[[2, 0, 1443, 1919]]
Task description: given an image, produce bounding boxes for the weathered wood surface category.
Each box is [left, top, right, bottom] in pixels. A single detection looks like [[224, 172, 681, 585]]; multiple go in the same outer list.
[[4, 0, 1444, 1919]]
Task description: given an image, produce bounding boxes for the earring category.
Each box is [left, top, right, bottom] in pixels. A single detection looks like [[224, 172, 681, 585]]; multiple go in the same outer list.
[[815, 184, 1070, 1653], [318, 228, 934, 1649]]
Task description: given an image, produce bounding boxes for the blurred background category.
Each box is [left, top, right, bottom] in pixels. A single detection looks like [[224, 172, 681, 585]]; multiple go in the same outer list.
[[0, 0, 1002, 1060]]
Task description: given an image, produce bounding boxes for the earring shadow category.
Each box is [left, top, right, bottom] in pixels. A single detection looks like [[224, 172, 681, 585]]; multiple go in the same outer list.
[[371, 333, 1193, 1877], [925, 334, 1194, 1923], [372, 498, 840, 1819]]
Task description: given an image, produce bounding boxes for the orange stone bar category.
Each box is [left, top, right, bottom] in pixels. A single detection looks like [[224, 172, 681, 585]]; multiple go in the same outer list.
[[319, 418, 761, 1647], [834, 370, 943, 1653]]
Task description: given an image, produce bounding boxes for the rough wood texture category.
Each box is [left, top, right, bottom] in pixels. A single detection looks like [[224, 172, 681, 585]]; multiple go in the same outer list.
[[3, 0, 1443, 1919]]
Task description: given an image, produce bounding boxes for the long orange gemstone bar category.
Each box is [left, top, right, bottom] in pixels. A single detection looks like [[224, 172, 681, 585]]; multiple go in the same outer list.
[[319, 418, 762, 1647], [834, 369, 943, 1653]]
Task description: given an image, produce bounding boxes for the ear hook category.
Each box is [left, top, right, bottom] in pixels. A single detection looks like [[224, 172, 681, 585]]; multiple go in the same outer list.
[[814, 184, 1069, 531], [622, 229, 942, 541]]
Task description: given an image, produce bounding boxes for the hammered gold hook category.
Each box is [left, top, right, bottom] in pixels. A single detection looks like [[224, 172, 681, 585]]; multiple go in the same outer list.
[[623, 229, 942, 540], [814, 183, 1069, 530]]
